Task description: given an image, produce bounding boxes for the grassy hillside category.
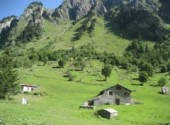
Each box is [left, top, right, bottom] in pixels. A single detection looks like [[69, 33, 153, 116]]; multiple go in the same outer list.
[[11, 17, 134, 57], [1, 1, 170, 125], [0, 60, 170, 125]]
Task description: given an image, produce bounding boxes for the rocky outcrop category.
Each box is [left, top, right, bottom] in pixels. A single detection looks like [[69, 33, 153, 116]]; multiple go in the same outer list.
[[0, 16, 18, 33], [0, 2, 44, 46], [52, 0, 93, 20], [0, 16, 18, 46], [19, 2, 44, 36], [42, 9, 54, 22], [20, 1, 44, 24], [51, 0, 161, 21], [52, 0, 126, 21]]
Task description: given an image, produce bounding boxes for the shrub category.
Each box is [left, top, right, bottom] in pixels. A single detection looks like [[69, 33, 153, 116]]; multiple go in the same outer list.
[[140, 63, 153, 76], [58, 59, 66, 68], [158, 77, 167, 87], [101, 64, 112, 81], [160, 65, 167, 73], [139, 71, 148, 84], [68, 72, 76, 81]]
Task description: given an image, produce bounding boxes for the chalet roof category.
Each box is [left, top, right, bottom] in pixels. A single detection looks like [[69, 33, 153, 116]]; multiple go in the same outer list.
[[108, 84, 131, 91], [97, 84, 132, 96], [20, 84, 38, 87], [103, 108, 118, 113]]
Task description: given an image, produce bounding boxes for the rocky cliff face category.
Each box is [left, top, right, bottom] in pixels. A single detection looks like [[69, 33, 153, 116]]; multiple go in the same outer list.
[[52, 0, 93, 20], [0, 16, 18, 46], [0, 2, 44, 46], [52, 0, 126, 20], [51, 0, 161, 21], [0, 16, 18, 33], [20, 1, 44, 24], [49, 0, 167, 41]]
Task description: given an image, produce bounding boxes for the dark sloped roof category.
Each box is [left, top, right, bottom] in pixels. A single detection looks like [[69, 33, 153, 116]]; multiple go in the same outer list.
[[112, 84, 132, 92], [20, 84, 38, 88], [98, 84, 132, 96]]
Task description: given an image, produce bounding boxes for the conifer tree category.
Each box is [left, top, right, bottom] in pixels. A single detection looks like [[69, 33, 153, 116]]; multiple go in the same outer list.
[[0, 50, 19, 99]]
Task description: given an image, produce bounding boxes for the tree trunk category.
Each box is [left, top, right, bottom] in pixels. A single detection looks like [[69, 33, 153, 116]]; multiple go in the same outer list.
[[105, 77, 107, 81]]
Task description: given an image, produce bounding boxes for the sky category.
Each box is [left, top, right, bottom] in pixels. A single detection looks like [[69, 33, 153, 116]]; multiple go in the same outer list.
[[0, 0, 63, 20]]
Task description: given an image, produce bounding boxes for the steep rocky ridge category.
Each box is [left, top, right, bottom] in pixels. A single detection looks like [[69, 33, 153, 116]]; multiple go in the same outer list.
[[0, 16, 18, 46], [51, 0, 161, 21], [0, 2, 44, 46], [0, 16, 18, 33], [20, 1, 43, 22], [0, 0, 170, 47]]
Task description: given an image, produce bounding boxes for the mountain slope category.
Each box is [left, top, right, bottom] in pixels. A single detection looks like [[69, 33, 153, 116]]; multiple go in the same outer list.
[[0, 0, 169, 50]]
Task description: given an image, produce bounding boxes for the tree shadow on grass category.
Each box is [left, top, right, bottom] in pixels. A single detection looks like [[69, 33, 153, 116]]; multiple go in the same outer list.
[[104, 18, 134, 40], [132, 78, 139, 81], [131, 83, 142, 86], [52, 66, 60, 69], [75, 80, 104, 86], [157, 92, 163, 95], [96, 79, 106, 82]]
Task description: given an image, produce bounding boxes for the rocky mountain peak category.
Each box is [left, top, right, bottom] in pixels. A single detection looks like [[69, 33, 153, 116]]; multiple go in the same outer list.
[[20, 1, 44, 22], [52, 0, 93, 20]]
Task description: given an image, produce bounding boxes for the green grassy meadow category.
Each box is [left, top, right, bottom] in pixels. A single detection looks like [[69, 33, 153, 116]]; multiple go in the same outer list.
[[0, 60, 170, 125], [0, 14, 170, 125]]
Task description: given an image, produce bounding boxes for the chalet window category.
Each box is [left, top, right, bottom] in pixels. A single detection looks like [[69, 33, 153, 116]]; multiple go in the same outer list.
[[124, 92, 128, 96], [109, 91, 113, 95]]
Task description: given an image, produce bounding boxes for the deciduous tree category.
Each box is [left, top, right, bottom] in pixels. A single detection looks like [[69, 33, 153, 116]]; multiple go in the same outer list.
[[101, 64, 112, 81]]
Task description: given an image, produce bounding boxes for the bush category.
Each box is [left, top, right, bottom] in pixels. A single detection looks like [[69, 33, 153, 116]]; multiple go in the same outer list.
[[139, 71, 148, 84], [160, 65, 167, 73], [73, 60, 86, 71], [67, 72, 76, 81], [58, 59, 66, 68], [158, 77, 167, 87], [140, 63, 153, 77], [29, 53, 39, 61]]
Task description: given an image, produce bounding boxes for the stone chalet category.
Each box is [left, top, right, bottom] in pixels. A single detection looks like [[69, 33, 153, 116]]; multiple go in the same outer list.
[[81, 84, 132, 108]]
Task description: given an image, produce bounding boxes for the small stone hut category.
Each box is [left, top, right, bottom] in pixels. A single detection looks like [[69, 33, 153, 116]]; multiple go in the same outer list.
[[85, 84, 132, 106], [162, 86, 170, 94], [21, 84, 38, 92], [97, 108, 118, 119]]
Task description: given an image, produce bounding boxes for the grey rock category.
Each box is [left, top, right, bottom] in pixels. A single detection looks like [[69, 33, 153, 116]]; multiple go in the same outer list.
[[0, 16, 18, 33]]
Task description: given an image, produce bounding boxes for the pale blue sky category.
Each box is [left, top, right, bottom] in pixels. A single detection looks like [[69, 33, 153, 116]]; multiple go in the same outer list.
[[0, 0, 63, 20]]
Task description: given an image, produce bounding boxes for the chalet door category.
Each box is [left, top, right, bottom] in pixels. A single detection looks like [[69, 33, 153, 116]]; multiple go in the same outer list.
[[89, 100, 94, 106], [115, 98, 120, 105]]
